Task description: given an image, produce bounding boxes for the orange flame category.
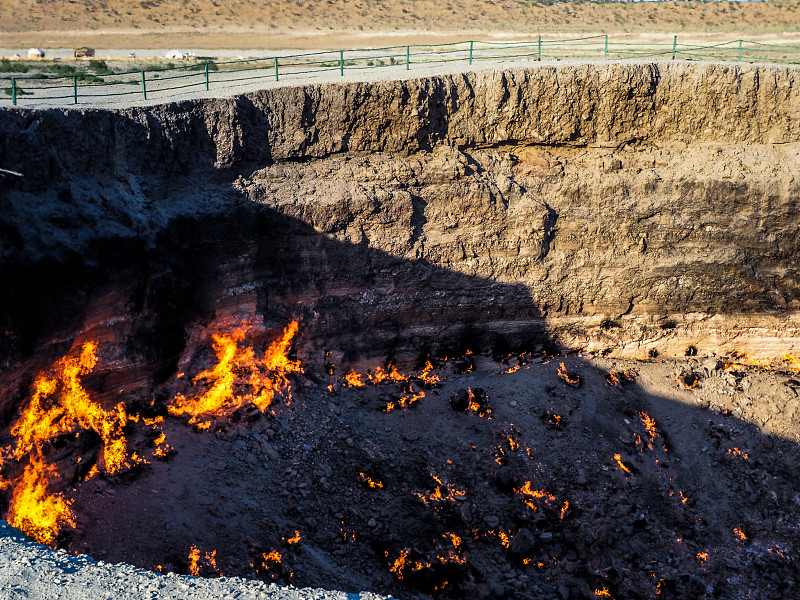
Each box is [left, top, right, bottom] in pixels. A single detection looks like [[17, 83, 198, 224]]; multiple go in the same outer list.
[[419, 360, 440, 384], [169, 321, 302, 425], [783, 353, 800, 372], [560, 500, 570, 519], [262, 550, 282, 569], [557, 362, 581, 386], [390, 549, 409, 579], [384, 390, 425, 412], [188, 545, 201, 576], [504, 365, 520, 374], [414, 474, 466, 506], [613, 454, 631, 474], [359, 472, 384, 488], [697, 551, 708, 563], [595, 589, 612, 598], [11, 341, 133, 475], [727, 447, 749, 460], [344, 371, 365, 387], [498, 531, 510, 548], [285, 530, 301, 544], [7, 453, 75, 545], [370, 365, 406, 384], [733, 527, 747, 541], [516, 481, 556, 510]]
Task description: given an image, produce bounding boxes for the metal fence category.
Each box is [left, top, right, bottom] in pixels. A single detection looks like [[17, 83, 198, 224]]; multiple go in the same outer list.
[[3, 36, 800, 108]]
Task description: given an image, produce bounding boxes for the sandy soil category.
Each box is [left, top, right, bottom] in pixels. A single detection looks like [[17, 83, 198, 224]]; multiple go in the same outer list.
[[4, 0, 800, 50]]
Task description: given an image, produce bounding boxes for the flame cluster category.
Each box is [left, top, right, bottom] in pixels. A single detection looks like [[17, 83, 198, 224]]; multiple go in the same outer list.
[[3, 341, 141, 545], [413, 473, 466, 507], [169, 322, 302, 427], [387, 532, 466, 581], [516, 481, 557, 511], [188, 546, 218, 577], [1, 321, 303, 548]]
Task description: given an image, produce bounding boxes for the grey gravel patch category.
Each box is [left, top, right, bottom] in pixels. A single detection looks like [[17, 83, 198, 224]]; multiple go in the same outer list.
[[0, 521, 393, 600]]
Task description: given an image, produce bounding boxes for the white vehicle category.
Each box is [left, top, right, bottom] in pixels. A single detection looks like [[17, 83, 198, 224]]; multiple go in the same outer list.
[[27, 48, 45, 58], [164, 50, 196, 60]]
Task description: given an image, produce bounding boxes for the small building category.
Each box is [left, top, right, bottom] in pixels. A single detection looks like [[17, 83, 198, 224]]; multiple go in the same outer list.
[[27, 48, 45, 59], [74, 47, 95, 58]]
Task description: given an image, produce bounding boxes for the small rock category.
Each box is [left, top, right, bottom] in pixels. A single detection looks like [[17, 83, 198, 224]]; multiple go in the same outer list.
[[449, 389, 470, 411], [509, 528, 538, 555], [558, 584, 571, 600], [484, 515, 500, 528]]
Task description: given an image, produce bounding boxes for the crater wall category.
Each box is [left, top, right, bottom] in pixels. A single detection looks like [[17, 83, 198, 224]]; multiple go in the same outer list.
[[2, 62, 800, 364]]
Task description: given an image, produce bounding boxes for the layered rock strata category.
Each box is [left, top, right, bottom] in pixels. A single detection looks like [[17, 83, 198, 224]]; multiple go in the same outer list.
[[2, 62, 800, 367]]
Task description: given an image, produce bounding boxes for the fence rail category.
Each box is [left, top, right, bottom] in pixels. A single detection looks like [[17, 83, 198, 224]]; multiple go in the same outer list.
[[3, 35, 800, 108]]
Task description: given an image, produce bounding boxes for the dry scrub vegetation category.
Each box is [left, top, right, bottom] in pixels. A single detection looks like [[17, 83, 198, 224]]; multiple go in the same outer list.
[[4, 0, 800, 49]]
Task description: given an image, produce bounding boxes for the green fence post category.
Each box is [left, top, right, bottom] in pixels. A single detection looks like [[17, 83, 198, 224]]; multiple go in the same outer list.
[[274, 56, 279, 81], [537, 35, 542, 61], [604, 35, 608, 60], [340, 50, 344, 76], [738, 39, 743, 63], [141, 71, 147, 100], [406, 45, 410, 70], [469, 41, 473, 65], [204, 61, 209, 91], [11, 77, 16, 106], [672, 35, 677, 60], [73, 75, 78, 104]]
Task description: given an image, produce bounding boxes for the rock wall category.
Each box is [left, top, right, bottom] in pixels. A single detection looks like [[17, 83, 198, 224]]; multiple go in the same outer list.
[[2, 62, 800, 364]]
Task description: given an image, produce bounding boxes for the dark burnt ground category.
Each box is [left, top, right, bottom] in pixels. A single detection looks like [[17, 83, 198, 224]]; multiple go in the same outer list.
[[12, 344, 794, 600]]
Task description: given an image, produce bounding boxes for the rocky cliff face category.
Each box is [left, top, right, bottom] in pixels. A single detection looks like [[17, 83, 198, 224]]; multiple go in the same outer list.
[[2, 62, 800, 367]]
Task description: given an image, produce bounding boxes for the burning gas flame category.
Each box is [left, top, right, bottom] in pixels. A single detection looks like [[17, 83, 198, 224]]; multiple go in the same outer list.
[[359, 472, 384, 488], [516, 481, 556, 510], [262, 550, 282, 569], [560, 500, 570, 519], [390, 549, 409, 578], [10, 341, 133, 474], [419, 359, 440, 385], [344, 371, 365, 387], [727, 447, 749, 459], [169, 321, 302, 426], [370, 364, 406, 384], [697, 551, 708, 563], [285, 530, 301, 544], [188, 546, 201, 576], [188, 546, 218, 577], [384, 390, 425, 412], [413, 474, 466, 506], [3, 341, 143, 545], [557, 362, 581, 386], [733, 527, 747, 540], [7, 453, 75, 545], [594, 589, 612, 598], [613, 454, 631, 474], [783, 353, 800, 372]]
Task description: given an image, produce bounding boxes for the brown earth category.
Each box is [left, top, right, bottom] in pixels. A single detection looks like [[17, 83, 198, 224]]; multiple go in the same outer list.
[[4, 0, 800, 50]]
